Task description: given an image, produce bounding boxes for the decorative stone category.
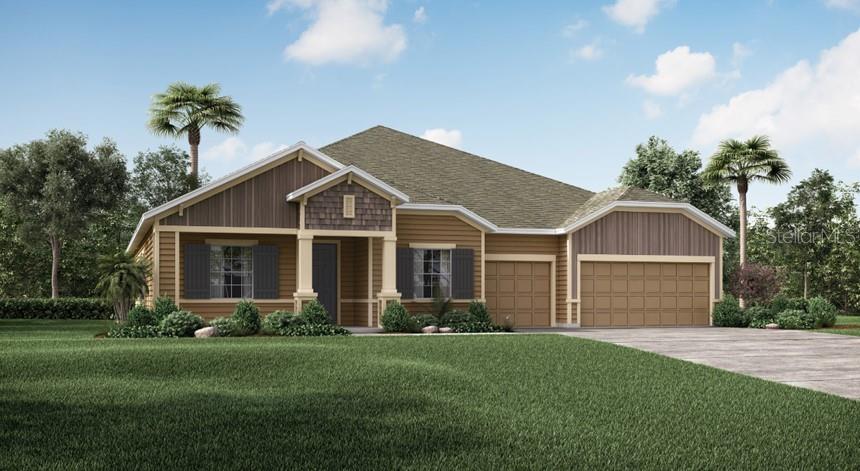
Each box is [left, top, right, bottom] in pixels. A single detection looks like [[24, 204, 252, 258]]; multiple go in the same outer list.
[[195, 326, 218, 338], [439, 327, 453, 334], [765, 323, 779, 330], [421, 325, 439, 334]]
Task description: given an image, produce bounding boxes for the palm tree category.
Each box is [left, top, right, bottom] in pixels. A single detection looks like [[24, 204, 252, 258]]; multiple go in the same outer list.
[[148, 82, 244, 177], [97, 252, 150, 322], [702, 135, 791, 306]]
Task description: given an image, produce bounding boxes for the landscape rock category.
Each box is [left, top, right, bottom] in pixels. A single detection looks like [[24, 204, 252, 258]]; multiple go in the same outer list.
[[439, 327, 453, 334], [421, 325, 439, 334], [195, 326, 218, 338], [765, 323, 779, 330]]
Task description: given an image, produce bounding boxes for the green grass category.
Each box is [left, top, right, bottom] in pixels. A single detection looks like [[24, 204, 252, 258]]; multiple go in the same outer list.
[[819, 315, 860, 337], [1, 320, 858, 469]]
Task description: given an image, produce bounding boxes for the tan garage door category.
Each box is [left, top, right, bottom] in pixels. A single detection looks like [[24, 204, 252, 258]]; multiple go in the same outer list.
[[580, 262, 710, 327], [485, 261, 551, 327]]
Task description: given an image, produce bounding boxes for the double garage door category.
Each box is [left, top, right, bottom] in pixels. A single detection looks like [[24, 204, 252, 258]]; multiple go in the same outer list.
[[580, 261, 711, 327], [485, 261, 551, 327]]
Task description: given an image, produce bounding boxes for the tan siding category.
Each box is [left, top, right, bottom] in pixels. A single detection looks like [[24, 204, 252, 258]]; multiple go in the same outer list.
[[571, 211, 721, 297], [372, 237, 382, 326], [557, 236, 568, 325], [396, 214, 482, 311], [134, 229, 154, 307], [158, 231, 176, 299], [179, 301, 295, 320], [485, 234, 559, 255], [163, 158, 328, 228]]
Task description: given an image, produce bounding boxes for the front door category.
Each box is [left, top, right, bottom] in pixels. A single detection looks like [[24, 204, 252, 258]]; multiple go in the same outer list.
[[312, 243, 338, 323]]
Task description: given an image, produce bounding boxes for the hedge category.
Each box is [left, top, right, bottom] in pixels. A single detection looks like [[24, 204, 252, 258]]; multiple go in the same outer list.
[[0, 298, 113, 319]]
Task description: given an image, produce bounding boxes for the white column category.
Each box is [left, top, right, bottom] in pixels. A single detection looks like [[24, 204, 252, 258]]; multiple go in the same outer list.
[[294, 232, 317, 310], [378, 235, 399, 297]]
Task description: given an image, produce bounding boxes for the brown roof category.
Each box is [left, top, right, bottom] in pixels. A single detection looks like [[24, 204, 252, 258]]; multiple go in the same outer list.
[[321, 126, 679, 229], [562, 186, 677, 227]]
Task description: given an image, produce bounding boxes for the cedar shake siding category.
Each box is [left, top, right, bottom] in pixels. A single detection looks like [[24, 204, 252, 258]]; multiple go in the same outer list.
[[305, 181, 392, 231], [570, 211, 721, 298], [162, 158, 328, 228]]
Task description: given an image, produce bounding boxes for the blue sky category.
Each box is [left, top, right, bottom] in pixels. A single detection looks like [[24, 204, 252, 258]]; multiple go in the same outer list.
[[2, 0, 860, 209]]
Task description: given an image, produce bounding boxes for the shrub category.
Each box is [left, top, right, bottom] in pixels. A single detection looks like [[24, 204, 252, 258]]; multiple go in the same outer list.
[[381, 302, 415, 333], [281, 324, 351, 337], [209, 317, 240, 337], [807, 296, 838, 328], [468, 301, 491, 323], [439, 309, 473, 327], [728, 263, 780, 306], [153, 296, 179, 322], [769, 295, 808, 317], [261, 310, 299, 335], [159, 310, 204, 337], [776, 309, 807, 330], [0, 298, 112, 320], [107, 325, 164, 338], [127, 305, 157, 327], [451, 321, 504, 333], [745, 305, 774, 329], [713, 295, 747, 327], [232, 300, 261, 334], [299, 299, 330, 325], [412, 314, 439, 328]]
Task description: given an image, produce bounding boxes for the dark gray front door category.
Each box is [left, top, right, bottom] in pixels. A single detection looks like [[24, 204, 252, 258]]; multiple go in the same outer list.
[[312, 243, 338, 323]]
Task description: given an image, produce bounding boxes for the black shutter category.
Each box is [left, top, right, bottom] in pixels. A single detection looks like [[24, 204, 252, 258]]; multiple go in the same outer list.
[[253, 245, 279, 299], [184, 244, 210, 299], [451, 248, 474, 299], [396, 247, 414, 299]]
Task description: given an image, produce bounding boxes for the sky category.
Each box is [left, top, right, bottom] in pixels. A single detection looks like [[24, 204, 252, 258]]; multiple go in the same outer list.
[[2, 0, 860, 210]]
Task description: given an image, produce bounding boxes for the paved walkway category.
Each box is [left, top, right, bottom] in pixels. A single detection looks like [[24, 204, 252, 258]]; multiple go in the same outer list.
[[561, 327, 860, 400]]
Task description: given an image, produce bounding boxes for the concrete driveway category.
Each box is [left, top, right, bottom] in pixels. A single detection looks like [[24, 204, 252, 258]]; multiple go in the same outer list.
[[562, 327, 860, 400]]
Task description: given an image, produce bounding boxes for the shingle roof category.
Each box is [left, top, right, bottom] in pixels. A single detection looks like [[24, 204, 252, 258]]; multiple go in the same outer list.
[[321, 126, 681, 229]]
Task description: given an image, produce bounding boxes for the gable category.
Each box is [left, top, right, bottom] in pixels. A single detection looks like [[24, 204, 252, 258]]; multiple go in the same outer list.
[[305, 180, 392, 231]]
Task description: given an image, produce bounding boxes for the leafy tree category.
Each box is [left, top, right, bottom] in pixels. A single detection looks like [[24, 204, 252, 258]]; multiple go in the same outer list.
[[620, 136, 733, 225], [728, 263, 780, 306], [0, 130, 127, 298], [148, 82, 244, 177], [702, 136, 791, 306], [97, 251, 150, 322], [130, 145, 208, 211]]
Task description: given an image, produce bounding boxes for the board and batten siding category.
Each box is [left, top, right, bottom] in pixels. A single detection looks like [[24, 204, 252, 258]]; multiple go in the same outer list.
[[570, 211, 722, 307], [161, 158, 328, 228], [305, 180, 392, 231]]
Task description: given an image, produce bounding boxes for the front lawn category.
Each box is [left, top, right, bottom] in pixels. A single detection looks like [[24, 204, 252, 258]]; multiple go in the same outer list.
[[820, 315, 860, 337], [1, 320, 858, 469]]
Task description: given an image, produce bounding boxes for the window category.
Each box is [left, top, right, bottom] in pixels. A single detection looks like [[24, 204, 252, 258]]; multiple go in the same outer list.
[[343, 194, 355, 219], [412, 249, 451, 298], [209, 246, 253, 298]]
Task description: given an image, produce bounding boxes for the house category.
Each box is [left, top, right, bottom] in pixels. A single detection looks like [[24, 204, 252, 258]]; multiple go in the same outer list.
[[127, 126, 735, 328]]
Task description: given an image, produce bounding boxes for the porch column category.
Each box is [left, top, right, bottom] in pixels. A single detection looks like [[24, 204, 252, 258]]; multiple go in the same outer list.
[[377, 235, 401, 314], [294, 232, 317, 310]]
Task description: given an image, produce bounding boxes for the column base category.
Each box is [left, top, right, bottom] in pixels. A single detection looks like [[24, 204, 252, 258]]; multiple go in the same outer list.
[[293, 291, 318, 312]]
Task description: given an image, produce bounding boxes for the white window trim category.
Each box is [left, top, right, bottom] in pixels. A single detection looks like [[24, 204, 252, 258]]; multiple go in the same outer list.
[[343, 195, 355, 219]]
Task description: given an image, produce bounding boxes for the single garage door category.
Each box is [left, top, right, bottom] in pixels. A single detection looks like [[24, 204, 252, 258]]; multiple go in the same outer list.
[[580, 262, 710, 327], [485, 261, 551, 327]]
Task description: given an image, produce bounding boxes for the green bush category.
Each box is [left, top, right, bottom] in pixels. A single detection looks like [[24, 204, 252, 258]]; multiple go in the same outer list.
[[107, 325, 165, 338], [468, 301, 491, 323], [299, 299, 330, 325], [412, 314, 439, 328], [807, 296, 837, 328], [127, 305, 157, 327], [153, 296, 179, 322], [209, 317, 240, 337], [381, 302, 415, 333], [712, 295, 747, 327], [159, 311, 204, 337], [0, 298, 112, 320], [232, 300, 261, 334], [281, 324, 351, 337], [776, 309, 807, 330], [451, 321, 504, 333], [261, 310, 299, 335], [745, 305, 774, 329], [439, 309, 473, 327], [769, 295, 808, 316]]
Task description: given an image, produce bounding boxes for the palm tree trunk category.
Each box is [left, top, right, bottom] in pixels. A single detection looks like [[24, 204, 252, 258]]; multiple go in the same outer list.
[[737, 181, 748, 308], [188, 127, 201, 178], [50, 236, 61, 299]]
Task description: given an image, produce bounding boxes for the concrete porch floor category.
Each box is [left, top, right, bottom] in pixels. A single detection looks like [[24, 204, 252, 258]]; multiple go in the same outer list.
[[561, 327, 860, 400]]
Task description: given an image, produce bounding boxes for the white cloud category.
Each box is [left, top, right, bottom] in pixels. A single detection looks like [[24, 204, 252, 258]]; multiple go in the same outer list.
[[692, 28, 860, 166], [562, 19, 588, 37], [849, 148, 860, 168], [421, 129, 463, 148], [203, 138, 287, 162], [267, 0, 289, 15], [282, 0, 407, 66], [573, 42, 603, 61], [825, 0, 860, 11], [732, 41, 752, 68], [627, 46, 716, 95], [603, 0, 668, 33], [413, 6, 427, 23], [642, 100, 663, 119]]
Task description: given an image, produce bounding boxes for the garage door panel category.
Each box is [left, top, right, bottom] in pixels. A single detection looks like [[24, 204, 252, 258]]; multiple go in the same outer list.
[[629, 279, 644, 293], [629, 296, 644, 309], [644, 280, 660, 293], [660, 310, 677, 325], [677, 310, 693, 325], [611, 311, 628, 326], [486, 261, 552, 328], [595, 278, 611, 293], [499, 262, 516, 276], [678, 296, 693, 309], [516, 263, 533, 276], [533, 278, 550, 293], [594, 263, 611, 276], [693, 264, 708, 277], [534, 296, 550, 309], [613, 296, 628, 309], [645, 310, 661, 325], [628, 310, 644, 326], [582, 296, 594, 309], [516, 279, 533, 293]]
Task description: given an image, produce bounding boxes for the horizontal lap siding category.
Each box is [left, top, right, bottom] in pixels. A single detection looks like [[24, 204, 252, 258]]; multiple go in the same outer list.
[[162, 158, 327, 228], [557, 236, 568, 325], [397, 214, 482, 314], [135, 230, 154, 307], [158, 232, 176, 299], [372, 237, 382, 326], [179, 301, 295, 319]]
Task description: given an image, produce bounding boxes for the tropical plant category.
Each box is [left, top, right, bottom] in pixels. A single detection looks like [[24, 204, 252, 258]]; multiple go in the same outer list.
[[96, 252, 150, 322], [702, 136, 791, 306], [148, 82, 244, 177]]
